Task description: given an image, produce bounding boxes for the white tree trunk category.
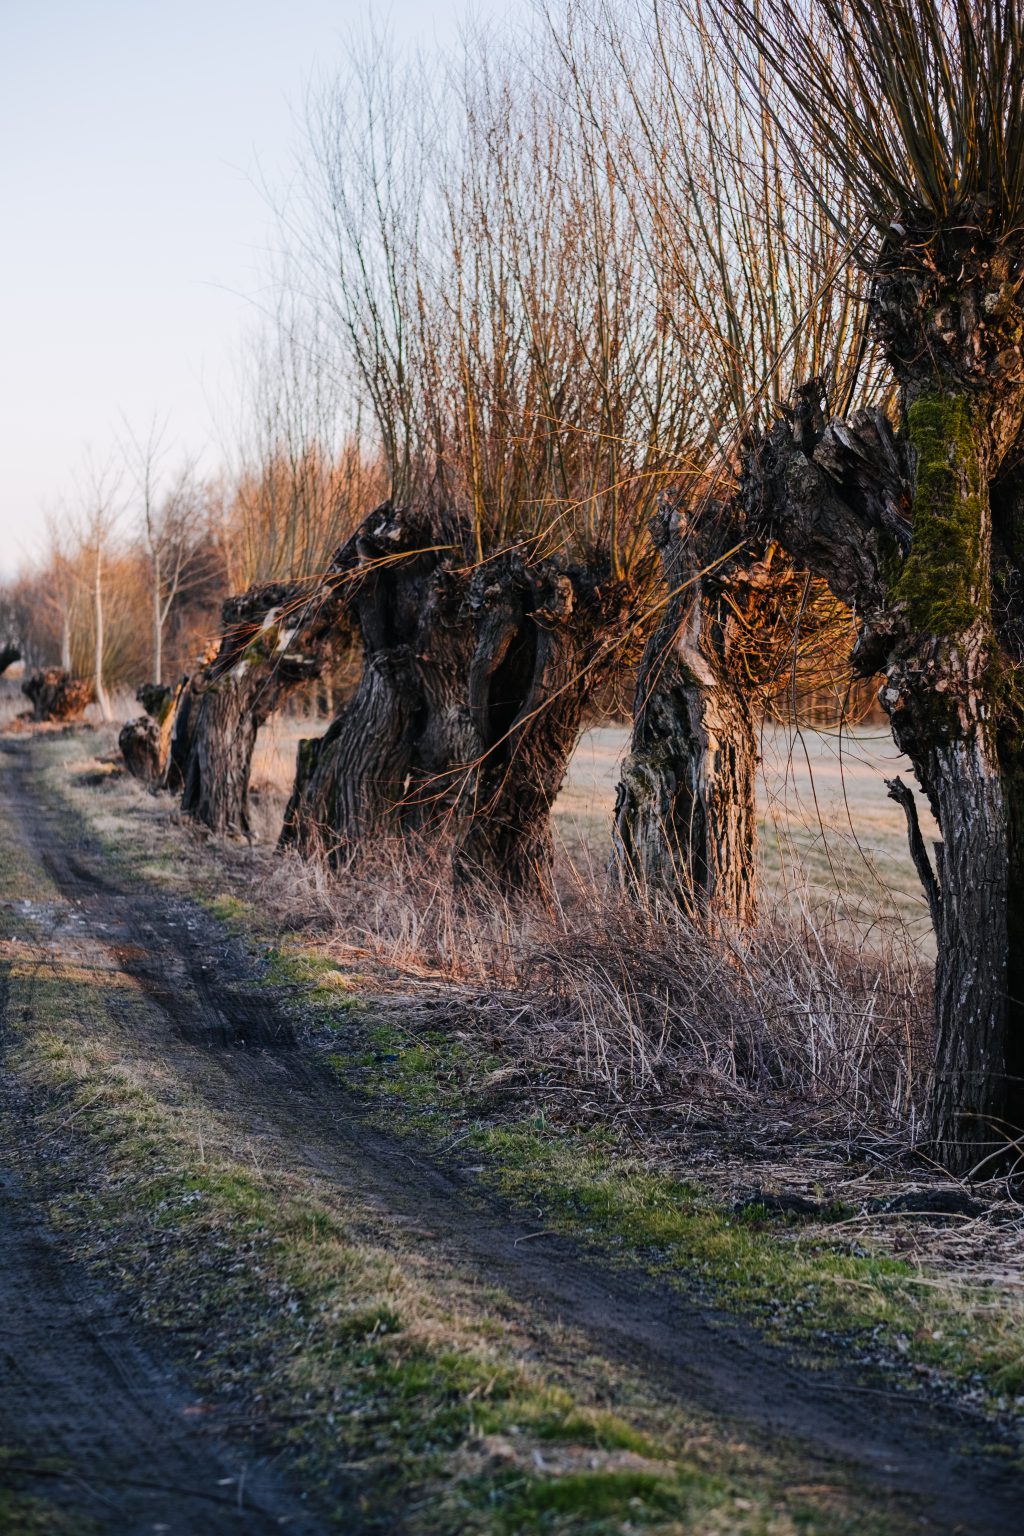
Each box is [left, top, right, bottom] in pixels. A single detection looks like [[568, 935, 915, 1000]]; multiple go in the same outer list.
[[152, 550, 163, 685], [94, 547, 111, 721]]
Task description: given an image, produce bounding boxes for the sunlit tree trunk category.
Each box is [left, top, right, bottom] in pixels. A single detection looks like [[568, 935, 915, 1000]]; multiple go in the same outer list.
[[613, 498, 757, 924], [453, 557, 628, 901], [280, 505, 445, 854], [176, 580, 340, 836], [746, 387, 1024, 1171], [152, 548, 163, 686]]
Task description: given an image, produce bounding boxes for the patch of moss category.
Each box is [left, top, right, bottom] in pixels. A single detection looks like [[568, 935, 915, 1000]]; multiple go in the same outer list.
[[892, 394, 989, 637], [201, 892, 251, 928], [467, 1468, 703, 1534]]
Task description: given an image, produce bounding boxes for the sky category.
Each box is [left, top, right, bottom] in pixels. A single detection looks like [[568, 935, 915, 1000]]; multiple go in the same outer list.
[[0, 0, 503, 577]]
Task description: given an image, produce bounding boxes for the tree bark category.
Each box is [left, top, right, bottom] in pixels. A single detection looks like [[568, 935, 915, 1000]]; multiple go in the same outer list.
[[152, 550, 163, 686], [119, 682, 186, 786], [280, 508, 628, 901], [178, 580, 342, 836], [453, 557, 628, 900], [93, 546, 111, 722], [280, 504, 458, 855], [612, 496, 758, 924], [743, 386, 1024, 1170]]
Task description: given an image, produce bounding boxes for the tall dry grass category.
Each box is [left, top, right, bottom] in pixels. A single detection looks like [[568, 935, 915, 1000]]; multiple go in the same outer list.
[[258, 826, 929, 1150]]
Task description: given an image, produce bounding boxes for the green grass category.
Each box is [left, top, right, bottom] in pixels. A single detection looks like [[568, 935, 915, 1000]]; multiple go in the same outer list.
[[0, 942, 825, 1533], [318, 1008, 1024, 1411], [0, 1448, 92, 1536]]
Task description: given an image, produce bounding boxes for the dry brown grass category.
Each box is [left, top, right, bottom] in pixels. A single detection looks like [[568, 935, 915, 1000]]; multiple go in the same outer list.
[[74, 709, 938, 1160], [50, 725, 1024, 1303], [254, 812, 929, 1159], [253, 713, 939, 948]]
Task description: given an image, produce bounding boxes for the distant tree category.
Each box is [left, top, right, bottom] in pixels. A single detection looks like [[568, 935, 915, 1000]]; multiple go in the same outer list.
[[121, 416, 207, 686], [72, 460, 123, 721]]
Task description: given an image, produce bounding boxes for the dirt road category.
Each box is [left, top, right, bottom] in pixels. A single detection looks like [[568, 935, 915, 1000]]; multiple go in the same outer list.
[[0, 734, 1020, 1534]]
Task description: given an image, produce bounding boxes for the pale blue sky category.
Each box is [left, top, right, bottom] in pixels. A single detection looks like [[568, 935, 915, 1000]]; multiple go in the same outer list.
[[0, 1, 505, 575]]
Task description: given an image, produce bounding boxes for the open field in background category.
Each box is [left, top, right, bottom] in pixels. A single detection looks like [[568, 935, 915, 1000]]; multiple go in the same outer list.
[[251, 712, 938, 955]]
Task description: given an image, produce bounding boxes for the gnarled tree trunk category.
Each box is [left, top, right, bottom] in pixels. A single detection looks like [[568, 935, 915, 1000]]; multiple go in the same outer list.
[[453, 556, 629, 900], [178, 580, 344, 836], [119, 682, 184, 785], [745, 373, 1024, 1171], [613, 496, 758, 924], [280, 507, 629, 901], [281, 504, 453, 855]]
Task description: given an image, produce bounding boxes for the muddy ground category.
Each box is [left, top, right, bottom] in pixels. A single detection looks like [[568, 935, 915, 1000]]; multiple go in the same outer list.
[[0, 731, 1020, 1534]]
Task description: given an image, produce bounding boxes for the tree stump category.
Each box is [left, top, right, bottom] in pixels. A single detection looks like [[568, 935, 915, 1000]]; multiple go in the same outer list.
[[120, 681, 186, 785], [21, 669, 94, 722]]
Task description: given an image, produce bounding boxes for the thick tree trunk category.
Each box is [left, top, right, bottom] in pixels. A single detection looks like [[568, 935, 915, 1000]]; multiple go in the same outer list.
[[453, 559, 625, 900], [176, 579, 344, 836], [120, 683, 185, 785], [883, 393, 1009, 1168], [1005, 764, 1024, 1140], [401, 565, 483, 837], [744, 387, 1024, 1171], [280, 512, 627, 900], [119, 717, 161, 781], [180, 679, 264, 835], [925, 741, 1009, 1166], [281, 505, 457, 856], [613, 498, 758, 924], [280, 651, 422, 853]]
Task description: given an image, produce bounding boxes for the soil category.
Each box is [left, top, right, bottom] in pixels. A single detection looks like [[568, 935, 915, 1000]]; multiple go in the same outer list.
[[0, 733, 1020, 1535]]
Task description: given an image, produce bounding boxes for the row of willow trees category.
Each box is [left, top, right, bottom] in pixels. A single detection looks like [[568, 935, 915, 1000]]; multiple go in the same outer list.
[[116, 0, 1023, 1175]]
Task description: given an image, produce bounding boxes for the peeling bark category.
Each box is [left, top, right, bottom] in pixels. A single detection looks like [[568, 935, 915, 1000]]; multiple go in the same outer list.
[[612, 497, 758, 923]]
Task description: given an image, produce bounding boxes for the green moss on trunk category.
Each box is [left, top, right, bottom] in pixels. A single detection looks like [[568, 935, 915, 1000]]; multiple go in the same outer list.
[[892, 394, 988, 636]]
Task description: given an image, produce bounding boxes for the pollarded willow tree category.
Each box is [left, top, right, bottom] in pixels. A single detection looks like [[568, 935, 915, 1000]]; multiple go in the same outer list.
[[283, 26, 719, 896], [725, 0, 1024, 1169], [550, 0, 880, 919], [281, 12, 877, 906], [137, 306, 385, 835]]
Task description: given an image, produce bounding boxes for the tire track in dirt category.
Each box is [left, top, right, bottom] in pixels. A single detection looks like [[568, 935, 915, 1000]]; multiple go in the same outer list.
[[2, 736, 1021, 1535], [0, 1161, 323, 1536]]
